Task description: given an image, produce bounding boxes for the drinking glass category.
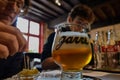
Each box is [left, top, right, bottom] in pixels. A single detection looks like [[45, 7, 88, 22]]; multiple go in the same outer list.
[[52, 23, 92, 80]]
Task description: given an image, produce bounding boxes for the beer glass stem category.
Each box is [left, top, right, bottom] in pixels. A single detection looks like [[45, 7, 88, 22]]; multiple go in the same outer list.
[[61, 71, 83, 80]]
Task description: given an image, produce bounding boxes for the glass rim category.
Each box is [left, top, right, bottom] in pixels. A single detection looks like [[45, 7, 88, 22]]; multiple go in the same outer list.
[[55, 22, 90, 27], [54, 22, 91, 32]]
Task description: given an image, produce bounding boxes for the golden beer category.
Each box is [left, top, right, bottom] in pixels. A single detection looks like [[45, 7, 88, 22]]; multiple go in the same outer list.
[[52, 23, 92, 80], [52, 46, 92, 71], [52, 31, 92, 71]]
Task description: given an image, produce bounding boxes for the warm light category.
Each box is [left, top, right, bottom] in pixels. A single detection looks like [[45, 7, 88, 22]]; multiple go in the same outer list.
[[20, 9, 24, 13], [55, 0, 61, 6]]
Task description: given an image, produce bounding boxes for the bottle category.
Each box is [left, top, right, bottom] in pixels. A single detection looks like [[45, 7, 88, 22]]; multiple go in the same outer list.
[[93, 31, 102, 69], [98, 31, 107, 69], [107, 29, 115, 45], [106, 29, 117, 69], [100, 31, 107, 68], [115, 40, 120, 67], [114, 29, 120, 69]]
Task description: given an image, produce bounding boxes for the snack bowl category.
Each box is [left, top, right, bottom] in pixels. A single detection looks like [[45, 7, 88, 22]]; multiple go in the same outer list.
[[18, 68, 39, 80]]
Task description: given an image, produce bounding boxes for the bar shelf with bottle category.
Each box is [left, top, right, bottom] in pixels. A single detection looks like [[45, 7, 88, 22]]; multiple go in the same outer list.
[[87, 23, 120, 73]]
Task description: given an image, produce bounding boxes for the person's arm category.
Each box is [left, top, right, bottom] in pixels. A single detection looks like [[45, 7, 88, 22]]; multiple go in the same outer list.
[[0, 52, 24, 79], [0, 20, 26, 79], [41, 32, 60, 70], [0, 22, 27, 59]]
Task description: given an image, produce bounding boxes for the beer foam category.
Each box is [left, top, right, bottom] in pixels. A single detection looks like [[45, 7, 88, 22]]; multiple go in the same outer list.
[[60, 32, 88, 37]]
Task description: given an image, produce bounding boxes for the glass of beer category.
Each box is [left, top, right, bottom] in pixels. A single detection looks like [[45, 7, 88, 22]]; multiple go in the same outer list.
[[52, 23, 92, 80]]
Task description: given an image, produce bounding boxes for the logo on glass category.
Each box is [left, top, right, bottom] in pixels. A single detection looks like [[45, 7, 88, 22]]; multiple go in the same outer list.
[[55, 36, 89, 50]]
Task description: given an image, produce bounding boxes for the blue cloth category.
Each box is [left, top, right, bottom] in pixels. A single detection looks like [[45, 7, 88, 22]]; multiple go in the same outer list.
[[41, 32, 55, 62], [0, 52, 24, 79]]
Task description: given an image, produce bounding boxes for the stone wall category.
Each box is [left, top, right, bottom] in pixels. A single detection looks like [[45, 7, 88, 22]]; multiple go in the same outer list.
[[89, 23, 120, 41]]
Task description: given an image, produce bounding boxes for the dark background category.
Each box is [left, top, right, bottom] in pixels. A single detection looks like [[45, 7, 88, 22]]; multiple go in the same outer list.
[[22, 0, 120, 29]]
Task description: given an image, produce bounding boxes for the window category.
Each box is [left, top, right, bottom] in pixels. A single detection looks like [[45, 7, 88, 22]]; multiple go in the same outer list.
[[17, 17, 44, 53], [30, 21, 40, 35], [17, 17, 28, 33], [29, 36, 39, 52]]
